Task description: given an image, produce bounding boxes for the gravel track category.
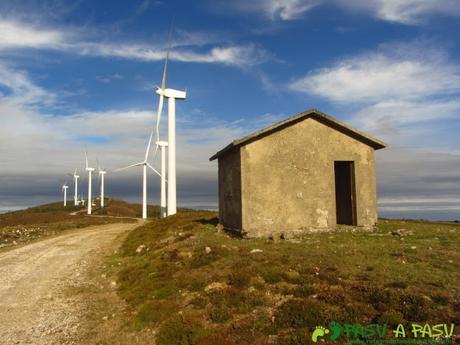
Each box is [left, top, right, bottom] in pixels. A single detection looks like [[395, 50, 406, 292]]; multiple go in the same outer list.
[[0, 222, 139, 345]]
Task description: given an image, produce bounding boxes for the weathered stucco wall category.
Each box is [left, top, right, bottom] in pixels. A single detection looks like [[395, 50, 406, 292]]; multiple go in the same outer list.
[[239, 118, 377, 237], [218, 149, 242, 231]]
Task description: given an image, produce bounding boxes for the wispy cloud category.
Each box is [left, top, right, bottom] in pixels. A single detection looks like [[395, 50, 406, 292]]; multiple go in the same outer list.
[[0, 61, 245, 188], [0, 62, 56, 107], [223, 0, 460, 24], [71, 41, 269, 66], [0, 18, 270, 67], [338, 0, 460, 25], [217, 0, 319, 21], [290, 41, 460, 133], [96, 73, 124, 83], [0, 19, 65, 49]]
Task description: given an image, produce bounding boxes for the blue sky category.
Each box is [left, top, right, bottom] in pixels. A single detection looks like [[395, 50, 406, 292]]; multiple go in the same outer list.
[[0, 0, 460, 219]]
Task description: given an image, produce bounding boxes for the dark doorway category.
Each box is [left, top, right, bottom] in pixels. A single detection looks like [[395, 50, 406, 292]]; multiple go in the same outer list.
[[334, 161, 357, 225]]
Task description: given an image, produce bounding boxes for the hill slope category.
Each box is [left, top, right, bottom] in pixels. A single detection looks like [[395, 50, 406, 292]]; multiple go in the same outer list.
[[103, 213, 459, 344], [0, 199, 138, 249]]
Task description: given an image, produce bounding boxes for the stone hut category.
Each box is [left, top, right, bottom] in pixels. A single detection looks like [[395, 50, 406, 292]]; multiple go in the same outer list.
[[209, 109, 386, 238]]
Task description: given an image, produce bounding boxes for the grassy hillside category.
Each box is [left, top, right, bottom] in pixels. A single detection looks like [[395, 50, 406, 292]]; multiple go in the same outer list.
[[0, 199, 137, 249], [107, 212, 459, 345]]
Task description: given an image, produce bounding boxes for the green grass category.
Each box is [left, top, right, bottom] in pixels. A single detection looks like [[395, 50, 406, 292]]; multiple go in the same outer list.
[[112, 212, 460, 344]]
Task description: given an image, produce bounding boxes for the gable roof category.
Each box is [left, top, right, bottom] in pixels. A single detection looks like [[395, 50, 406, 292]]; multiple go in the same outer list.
[[209, 109, 386, 161]]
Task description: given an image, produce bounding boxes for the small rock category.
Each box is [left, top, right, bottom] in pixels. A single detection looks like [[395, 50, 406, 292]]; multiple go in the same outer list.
[[101, 274, 106, 279], [110, 281, 117, 288], [102, 315, 108, 321], [204, 282, 228, 292], [250, 249, 263, 253], [136, 245, 146, 253], [205, 246, 212, 254], [410, 246, 416, 250]]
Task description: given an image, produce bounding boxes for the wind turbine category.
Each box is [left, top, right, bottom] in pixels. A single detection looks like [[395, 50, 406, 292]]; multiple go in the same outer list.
[[116, 130, 162, 219], [97, 160, 106, 208], [62, 182, 68, 207], [156, 141, 168, 218], [85, 151, 95, 215], [72, 170, 79, 206], [154, 36, 186, 217]]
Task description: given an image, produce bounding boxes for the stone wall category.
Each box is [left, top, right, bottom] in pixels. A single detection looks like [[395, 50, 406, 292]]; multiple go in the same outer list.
[[239, 118, 377, 237]]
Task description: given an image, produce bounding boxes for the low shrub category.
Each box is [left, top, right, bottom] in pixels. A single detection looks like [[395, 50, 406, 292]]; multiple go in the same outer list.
[[274, 299, 326, 329], [156, 316, 206, 345]]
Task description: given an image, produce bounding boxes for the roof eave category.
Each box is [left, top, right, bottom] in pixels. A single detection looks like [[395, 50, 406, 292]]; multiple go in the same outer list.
[[209, 108, 387, 160]]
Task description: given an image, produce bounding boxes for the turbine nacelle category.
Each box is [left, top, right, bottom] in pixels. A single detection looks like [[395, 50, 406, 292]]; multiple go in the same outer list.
[[156, 141, 168, 147], [156, 87, 186, 99]]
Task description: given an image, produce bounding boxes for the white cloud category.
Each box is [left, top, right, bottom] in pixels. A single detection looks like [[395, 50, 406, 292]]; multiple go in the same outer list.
[[290, 43, 460, 104], [0, 62, 245, 180], [0, 18, 269, 67], [222, 0, 319, 21], [72, 42, 269, 67], [352, 99, 460, 134], [96, 73, 124, 83], [338, 0, 460, 25], [225, 0, 460, 24], [0, 19, 65, 49], [290, 41, 460, 137], [0, 63, 56, 106]]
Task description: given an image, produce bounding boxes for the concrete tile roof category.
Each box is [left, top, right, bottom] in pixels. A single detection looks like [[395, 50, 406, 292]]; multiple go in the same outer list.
[[209, 108, 387, 161]]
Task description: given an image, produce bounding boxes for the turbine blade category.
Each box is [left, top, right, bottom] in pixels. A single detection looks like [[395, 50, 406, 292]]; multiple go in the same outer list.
[[114, 162, 143, 172], [144, 129, 155, 161], [154, 93, 165, 153], [153, 21, 173, 156], [146, 162, 166, 181], [85, 151, 89, 169], [161, 20, 173, 90]]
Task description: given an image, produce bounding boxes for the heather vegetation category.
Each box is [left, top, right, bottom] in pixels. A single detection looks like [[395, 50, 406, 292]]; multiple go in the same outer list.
[[109, 212, 460, 344]]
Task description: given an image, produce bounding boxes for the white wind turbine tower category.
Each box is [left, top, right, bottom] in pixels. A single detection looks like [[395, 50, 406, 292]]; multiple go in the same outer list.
[[154, 40, 186, 217], [97, 160, 106, 208], [62, 182, 68, 207], [116, 131, 162, 219], [156, 141, 168, 218], [72, 170, 79, 206], [85, 152, 95, 215]]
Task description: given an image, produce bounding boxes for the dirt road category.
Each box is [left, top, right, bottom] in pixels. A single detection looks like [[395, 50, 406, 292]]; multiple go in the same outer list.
[[0, 222, 139, 345]]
